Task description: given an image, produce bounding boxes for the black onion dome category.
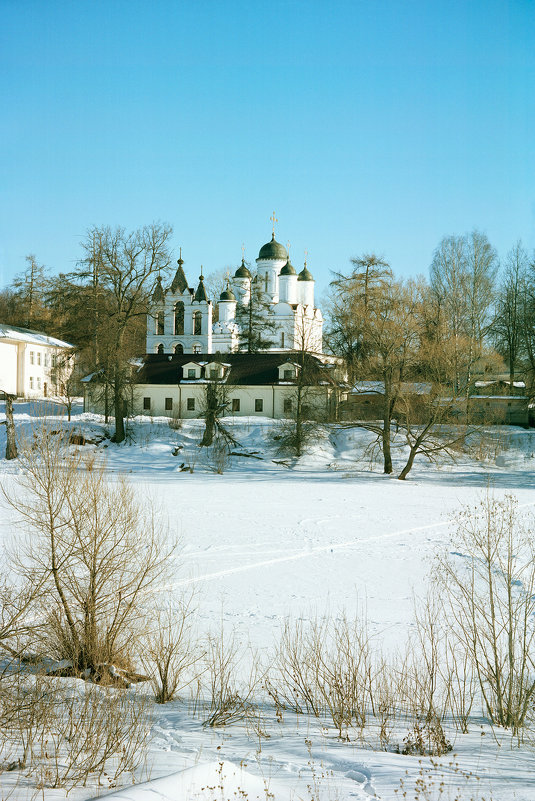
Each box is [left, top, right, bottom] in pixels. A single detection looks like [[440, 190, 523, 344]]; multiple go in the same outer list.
[[258, 234, 288, 261], [234, 258, 251, 279], [280, 259, 296, 276], [297, 265, 314, 281]]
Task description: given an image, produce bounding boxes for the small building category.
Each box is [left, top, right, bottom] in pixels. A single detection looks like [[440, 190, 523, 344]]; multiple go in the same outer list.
[[83, 352, 347, 421], [0, 324, 74, 398]]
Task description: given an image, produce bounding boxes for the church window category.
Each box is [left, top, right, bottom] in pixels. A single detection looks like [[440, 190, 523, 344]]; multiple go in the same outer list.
[[283, 369, 294, 380], [37, 377, 41, 389], [192, 343, 202, 354], [175, 343, 184, 354], [264, 273, 268, 291], [284, 398, 293, 414], [174, 302, 184, 335], [165, 397, 173, 411], [157, 311, 165, 335], [255, 399, 263, 412], [193, 310, 202, 335], [143, 397, 151, 410], [187, 397, 195, 411], [30, 351, 34, 365], [232, 398, 240, 412], [30, 377, 34, 389], [281, 332, 285, 347], [157, 344, 164, 354], [37, 353, 41, 365], [188, 369, 196, 379]]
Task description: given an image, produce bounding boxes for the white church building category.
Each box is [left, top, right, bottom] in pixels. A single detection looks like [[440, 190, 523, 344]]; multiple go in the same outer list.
[[84, 229, 347, 420], [146, 234, 323, 355]]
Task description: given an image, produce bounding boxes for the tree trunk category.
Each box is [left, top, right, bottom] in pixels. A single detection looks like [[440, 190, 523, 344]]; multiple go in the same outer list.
[[398, 447, 417, 480], [382, 382, 393, 474], [5, 395, 18, 460], [114, 361, 125, 443]]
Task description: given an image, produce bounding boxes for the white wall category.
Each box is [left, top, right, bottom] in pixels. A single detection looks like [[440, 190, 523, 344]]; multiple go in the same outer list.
[[0, 342, 18, 394]]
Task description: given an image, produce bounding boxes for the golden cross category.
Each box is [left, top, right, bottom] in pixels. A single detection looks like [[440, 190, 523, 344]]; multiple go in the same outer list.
[[225, 269, 231, 282], [241, 242, 245, 260], [286, 240, 291, 256], [304, 248, 308, 267], [270, 211, 278, 237]]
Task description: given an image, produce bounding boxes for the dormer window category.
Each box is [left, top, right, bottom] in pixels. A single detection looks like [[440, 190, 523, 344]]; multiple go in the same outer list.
[[183, 361, 202, 380], [284, 369, 294, 380], [278, 362, 300, 381], [188, 369, 196, 379]]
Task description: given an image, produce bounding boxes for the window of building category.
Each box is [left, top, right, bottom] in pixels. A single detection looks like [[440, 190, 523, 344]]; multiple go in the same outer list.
[[36, 377, 41, 389], [232, 398, 240, 412], [174, 302, 184, 335], [157, 344, 164, 354], [193, 310, 202, 335], [30, 377, 34, 389], [187, 397, 195, 411], [192, 343, 202, 354], [37, 352, 41, 366], [44, 353, 49, 367], [165, 397, 173, 411], [281, 332, 285, 347], [283, 369, 294, 380], [143, 397, 151, 410], [284, 398, 293, 413], [175, 343, 184, 354], [52, 354, 57, 367], [30, 351, 34, 365], [188, 368, 196, 379], [157, 311, 165, 335], [210, 368, 219, 379], [255, 399, 263, 412], [264, 273, 268, 291]]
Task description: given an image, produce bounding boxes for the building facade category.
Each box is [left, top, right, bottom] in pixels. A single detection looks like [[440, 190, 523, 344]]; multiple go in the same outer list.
[[0, 324, 74, 398], [146, 234, 323, 356]]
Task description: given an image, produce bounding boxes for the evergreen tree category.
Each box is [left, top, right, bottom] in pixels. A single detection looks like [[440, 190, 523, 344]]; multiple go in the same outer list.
[[235, 273, 277, 353]]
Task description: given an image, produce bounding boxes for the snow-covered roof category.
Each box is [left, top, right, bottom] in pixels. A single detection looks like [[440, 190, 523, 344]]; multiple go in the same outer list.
[[475, 379, 526, 388], [352, 381, 432, 395], [0, 323, 73, 349]]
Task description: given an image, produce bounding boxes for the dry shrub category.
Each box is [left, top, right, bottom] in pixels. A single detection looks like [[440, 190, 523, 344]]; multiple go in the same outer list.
[[142, 595, 204, 704]]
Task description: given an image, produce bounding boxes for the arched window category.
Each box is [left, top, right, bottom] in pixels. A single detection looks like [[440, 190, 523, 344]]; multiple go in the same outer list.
[[157, 344, 164, 355], [193, 310, 202, 335], [264, 273, 269, 292], [156, 311, 165, 336], [281, 331, 285, 348], [174, 302, 184, 335], [174, 343, 184, 354]]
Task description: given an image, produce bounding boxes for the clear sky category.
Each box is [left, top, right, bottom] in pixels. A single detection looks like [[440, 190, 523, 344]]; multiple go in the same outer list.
[[1, 0, 534, 298]]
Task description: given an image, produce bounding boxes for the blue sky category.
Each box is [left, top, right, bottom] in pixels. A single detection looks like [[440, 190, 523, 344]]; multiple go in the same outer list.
[[1, 0, 534, 298]]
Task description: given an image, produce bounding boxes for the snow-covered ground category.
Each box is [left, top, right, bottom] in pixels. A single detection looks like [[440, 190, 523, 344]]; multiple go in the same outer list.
[[1, 401, 535, 800]]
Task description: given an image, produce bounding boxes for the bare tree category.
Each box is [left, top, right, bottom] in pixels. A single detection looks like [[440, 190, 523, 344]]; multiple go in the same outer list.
[[2, 427, 176, 677], [436, 494, 535, 733], [80, 223, 173, 443], [493, 242, 529, 389], [2, 394, 17, 460]]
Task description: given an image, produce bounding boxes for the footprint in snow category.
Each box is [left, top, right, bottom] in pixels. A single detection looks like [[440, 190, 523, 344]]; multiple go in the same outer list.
[[345, 767, 375, 796]]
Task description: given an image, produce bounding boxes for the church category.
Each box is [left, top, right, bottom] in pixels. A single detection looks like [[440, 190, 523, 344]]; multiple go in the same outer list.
[[147, 228, 323, 355], [83, 225, 346, 420]]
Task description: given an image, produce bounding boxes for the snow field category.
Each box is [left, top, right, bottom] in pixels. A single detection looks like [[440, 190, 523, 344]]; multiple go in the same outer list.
[[1, 404, 535, 800]]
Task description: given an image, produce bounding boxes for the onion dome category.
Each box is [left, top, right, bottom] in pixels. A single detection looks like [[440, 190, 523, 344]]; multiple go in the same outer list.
[[258, 234, 288, 261], [219, 282, 236, 301], [298, 263, 314, 281], [152, 275, 165, 302], [170, 249, 188, 293], [280, 259, 296, 276], [234, 258, 251, 279], [194, 271, 209, 302]]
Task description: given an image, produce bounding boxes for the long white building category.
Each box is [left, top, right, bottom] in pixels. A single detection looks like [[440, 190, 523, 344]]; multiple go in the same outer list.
[[0, 324, 74, 398]]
